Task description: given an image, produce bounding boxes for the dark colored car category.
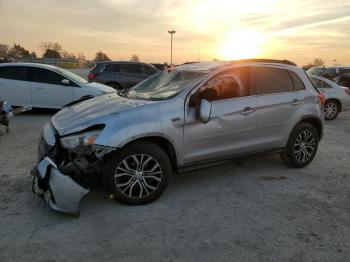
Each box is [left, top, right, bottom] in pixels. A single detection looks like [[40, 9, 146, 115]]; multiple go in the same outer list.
[[333, 73, 350, 88], [321, 67, 350, 80], [306, 66, 327, 76], [88, 61, 160, 90]]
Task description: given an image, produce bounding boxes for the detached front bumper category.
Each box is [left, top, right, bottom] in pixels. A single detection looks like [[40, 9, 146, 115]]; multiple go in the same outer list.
[[32, 157, 89, 216]]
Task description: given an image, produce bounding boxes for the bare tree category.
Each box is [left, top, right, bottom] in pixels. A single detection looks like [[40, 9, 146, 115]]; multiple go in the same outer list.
[[61, 50, 76, 59], [7, 43, 31, 58], [306, 58, 325, 67], [77, 52, 86, 61], [130, 54, 140, 62], [39, 42, 62, 53], [93, 51, 111, 62]]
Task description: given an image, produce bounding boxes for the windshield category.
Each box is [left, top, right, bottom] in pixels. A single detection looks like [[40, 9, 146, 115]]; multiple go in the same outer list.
[[307, 67, 326, 76], [125, 69, 206, 100], [56, 68, 89, 84]]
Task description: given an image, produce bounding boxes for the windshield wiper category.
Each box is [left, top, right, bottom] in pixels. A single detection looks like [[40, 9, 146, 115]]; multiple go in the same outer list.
[[117, 89, 129, 97]]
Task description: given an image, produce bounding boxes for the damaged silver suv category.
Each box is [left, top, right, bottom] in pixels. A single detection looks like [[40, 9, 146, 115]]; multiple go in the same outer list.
[[32, 59, 324, 215]]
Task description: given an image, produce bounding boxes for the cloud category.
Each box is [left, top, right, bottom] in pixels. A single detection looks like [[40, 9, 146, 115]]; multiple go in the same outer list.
[[0, 0, 350, 64]]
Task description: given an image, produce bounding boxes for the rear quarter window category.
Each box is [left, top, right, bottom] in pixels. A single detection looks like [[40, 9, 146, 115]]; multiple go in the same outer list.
[[288, 71, 305, 91]]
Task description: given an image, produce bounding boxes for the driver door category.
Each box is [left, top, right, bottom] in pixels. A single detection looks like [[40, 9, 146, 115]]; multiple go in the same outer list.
[[183, 67, 259, 165]]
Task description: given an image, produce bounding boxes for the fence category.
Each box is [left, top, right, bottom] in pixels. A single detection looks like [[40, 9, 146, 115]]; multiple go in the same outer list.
[[18, 58, 89, 68]]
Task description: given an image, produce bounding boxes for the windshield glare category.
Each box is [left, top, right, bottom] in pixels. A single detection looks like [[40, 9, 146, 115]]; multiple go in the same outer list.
[[56, 68, 89, 84], [307, 67, 326, 76], [126, 69, 206, 100]]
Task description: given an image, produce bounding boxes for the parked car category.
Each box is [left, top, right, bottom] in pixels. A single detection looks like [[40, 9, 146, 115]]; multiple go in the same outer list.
[[306, 66, 327, 76], [333, 73, 350, 88], [320, 66, 350, 80], [310, 74, 350, 120], [88, 61, 160, 90], [32, 59, 324, 215], [0, 63, 115, 109]]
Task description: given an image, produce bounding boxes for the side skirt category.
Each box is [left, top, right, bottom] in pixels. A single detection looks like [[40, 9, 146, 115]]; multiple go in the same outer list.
[[177, 147, 285, 173]]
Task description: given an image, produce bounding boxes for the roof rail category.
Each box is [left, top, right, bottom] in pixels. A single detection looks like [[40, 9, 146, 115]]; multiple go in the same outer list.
[[230, 59, 297, 66]]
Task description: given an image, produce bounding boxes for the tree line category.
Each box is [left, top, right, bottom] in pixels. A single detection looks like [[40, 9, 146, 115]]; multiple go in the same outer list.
[[0, 42, 140, 62]]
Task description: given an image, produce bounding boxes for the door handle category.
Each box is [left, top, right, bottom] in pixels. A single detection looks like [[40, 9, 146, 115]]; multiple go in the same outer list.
[[35, 87, 46, 90], [290, 99, 303, 106], [240, 107, 256, 115]]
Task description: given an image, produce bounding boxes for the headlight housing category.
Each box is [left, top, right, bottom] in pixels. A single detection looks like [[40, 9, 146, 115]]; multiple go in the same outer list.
[[60, 130, 102, 149]]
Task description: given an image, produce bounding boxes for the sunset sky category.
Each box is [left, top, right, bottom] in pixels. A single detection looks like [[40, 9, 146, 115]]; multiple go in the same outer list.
[[1, 0, 350, 66]]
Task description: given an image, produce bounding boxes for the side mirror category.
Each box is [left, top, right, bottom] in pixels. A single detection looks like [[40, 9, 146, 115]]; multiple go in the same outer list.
[[199, 99, 211, 123], [61, 79, 70, 85]]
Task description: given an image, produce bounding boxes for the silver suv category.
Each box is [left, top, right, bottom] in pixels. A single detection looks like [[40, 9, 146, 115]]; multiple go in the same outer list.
[[32, 59, 324, 215]]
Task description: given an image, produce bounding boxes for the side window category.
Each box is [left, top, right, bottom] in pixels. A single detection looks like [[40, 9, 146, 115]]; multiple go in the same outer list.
[[338, 77, 350, 87], [288, 71, 305, 91], [31, 68, 65, 85], [195, 67, 248, 102], [119, 64, 140, 74], [104, 64, 120, 72], [322, 68, 335, 78], [140, 65, 156, 75], [339, 68, 350, 74], [312, 78, 332, 89], [250, 67, 293, 95], [0, 66, 29, 81], [311, 79, 324, 89]]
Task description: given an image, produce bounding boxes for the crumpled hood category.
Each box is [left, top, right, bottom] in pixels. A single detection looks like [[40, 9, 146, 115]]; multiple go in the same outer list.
[[52, 93, 148, 135]]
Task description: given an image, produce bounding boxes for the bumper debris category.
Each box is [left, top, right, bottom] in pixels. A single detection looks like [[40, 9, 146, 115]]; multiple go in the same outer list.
[[32, 157, 89, 216]]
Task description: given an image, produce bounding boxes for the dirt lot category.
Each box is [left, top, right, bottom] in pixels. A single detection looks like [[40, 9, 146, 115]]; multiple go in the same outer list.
[[0, 111, 349, 262]]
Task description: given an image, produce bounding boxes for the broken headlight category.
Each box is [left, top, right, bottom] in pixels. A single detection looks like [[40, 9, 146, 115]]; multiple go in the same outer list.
[[60, 130, 102, 149]]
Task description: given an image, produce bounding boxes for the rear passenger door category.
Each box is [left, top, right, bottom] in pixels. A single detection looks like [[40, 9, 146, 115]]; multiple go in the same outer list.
[[0, 66, 31, 106], [250, 66, 306, 149], [30, 68, 74, 108]]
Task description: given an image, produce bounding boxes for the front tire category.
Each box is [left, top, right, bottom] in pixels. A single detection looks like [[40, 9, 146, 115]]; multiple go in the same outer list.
[[103, 142, 171, 205], [280, 123, 319, 168], [324, 100, 339, 120]]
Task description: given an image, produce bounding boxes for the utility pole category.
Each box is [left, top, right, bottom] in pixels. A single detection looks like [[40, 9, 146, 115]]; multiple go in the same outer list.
[[168, 30, 176, 66]]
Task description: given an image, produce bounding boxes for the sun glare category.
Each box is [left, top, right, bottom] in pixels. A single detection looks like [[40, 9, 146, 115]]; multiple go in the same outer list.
[[218, 29, 266, 60]]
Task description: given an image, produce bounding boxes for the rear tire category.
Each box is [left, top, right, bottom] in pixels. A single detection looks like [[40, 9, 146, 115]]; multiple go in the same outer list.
[[103, 142, 171, 205], [280, 123, 319, 168], [324, 100, 340, 120]]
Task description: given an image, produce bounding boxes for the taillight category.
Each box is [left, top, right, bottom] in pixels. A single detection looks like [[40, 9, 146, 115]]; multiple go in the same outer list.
[[88, 73, 96, 81], [319, 93, 326, 104]]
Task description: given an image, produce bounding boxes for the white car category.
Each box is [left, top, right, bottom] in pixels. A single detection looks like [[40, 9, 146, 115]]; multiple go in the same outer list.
[[310, 74, 350, 120], [0, 63, 115, 109]]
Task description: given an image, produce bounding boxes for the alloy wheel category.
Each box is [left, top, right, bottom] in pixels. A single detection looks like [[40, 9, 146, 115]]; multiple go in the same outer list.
[[114, 154, 162, 199], [324, 102, 338, 119], [293, 130, 316, 163]]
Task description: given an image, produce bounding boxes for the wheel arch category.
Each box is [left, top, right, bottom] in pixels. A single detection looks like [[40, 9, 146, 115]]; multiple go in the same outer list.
[[325, 98, 342, 112], [298, 116, 323, 139], [117, 136, 178, 171]]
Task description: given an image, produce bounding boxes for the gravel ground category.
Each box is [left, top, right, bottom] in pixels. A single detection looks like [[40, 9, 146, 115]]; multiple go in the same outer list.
[[0, 110, 349, 262]]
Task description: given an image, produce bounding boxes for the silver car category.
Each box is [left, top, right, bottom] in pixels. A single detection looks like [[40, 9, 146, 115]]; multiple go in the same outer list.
[[32, 59, 324, 215], [310, 74, 350, 120]]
